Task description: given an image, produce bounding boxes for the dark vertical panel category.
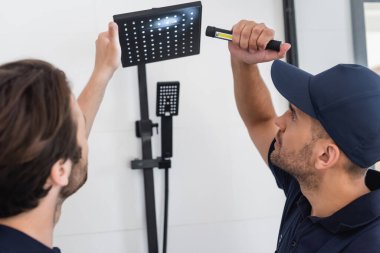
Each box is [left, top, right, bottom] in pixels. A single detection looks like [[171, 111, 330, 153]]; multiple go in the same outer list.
[[283, 0, 299, 66]]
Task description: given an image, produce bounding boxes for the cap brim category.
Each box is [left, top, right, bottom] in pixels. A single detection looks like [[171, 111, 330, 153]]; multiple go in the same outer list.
[[271, 60, 316, 118]]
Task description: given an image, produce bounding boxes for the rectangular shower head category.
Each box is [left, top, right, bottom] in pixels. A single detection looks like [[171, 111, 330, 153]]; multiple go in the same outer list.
[[113, 1, 202, 68]]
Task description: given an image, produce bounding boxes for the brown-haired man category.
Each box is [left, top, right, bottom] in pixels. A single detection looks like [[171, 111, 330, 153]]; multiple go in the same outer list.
[[0, 22, 121, 252]]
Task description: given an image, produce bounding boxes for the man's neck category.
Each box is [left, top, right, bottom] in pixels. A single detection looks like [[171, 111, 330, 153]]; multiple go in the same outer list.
[[0, 193, 61, 248], [302, 172, 370, 218]]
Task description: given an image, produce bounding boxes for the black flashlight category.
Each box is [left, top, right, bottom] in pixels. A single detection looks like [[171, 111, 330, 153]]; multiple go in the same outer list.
[[206, 26, 282, 52]]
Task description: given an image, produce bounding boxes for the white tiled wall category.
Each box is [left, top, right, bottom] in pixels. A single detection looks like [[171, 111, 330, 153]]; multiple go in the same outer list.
[[0, 0, 354, 252], [54, 217, 281, 253]]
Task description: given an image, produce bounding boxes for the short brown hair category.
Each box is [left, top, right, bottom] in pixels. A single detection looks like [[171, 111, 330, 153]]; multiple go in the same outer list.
[[0, 59, 81, 218]]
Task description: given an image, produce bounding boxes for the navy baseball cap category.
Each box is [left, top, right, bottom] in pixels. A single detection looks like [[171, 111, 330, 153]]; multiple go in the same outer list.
[[271, 60, 380, 168]]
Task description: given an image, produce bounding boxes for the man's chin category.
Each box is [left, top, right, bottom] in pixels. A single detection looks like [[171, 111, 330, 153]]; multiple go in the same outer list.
[[270, 149, 283, 168]]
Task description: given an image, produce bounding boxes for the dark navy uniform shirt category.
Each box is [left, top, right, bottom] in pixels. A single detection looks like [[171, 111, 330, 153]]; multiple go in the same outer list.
[[268, 140, 380, 253], [0, 224, 61, 253]]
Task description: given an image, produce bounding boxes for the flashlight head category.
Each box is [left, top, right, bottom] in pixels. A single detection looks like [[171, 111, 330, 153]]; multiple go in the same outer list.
[[205, 26, 216, 37]]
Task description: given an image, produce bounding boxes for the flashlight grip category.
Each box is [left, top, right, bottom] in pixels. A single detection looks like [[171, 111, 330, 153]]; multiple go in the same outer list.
[[205, 26, 282, 52]]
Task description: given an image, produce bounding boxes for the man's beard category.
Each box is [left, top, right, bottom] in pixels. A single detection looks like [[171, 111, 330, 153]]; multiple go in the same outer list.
[[54, 159, 87, 225], [270, 138, 320, 191], [59, 159, 88, 200]]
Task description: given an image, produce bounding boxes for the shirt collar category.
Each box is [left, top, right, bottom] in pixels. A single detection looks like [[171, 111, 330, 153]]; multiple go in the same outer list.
[[309, 170, 380, 233], [0, 224, 60, 252]]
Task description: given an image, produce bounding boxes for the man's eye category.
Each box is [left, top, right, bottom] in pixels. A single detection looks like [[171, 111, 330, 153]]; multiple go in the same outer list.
[[291, 110, 296, 120]]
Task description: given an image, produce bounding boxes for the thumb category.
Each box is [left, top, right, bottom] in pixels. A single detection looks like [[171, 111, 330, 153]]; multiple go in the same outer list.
[[108, 22, 119, 41], [277, 42, 291, 59]]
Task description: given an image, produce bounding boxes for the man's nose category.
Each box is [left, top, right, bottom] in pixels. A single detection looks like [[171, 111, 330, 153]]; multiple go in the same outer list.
[[274, 112, 287, 132]]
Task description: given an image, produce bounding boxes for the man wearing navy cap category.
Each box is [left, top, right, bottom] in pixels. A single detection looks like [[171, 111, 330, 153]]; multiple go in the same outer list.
[[229, 20, 380, 252]]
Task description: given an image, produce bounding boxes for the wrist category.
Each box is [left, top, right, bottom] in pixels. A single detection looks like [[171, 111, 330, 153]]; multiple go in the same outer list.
[[91, 66, 115, 85], [231, 56, 258, 72]]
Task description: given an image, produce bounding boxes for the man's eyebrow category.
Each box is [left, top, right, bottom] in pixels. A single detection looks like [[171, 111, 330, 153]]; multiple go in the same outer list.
[[289, 104, 296, 114]]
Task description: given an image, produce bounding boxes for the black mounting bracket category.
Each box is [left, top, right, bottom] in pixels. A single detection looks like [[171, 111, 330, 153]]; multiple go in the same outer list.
[[135, 120, 159, 138], [131, 157, 171, 170]]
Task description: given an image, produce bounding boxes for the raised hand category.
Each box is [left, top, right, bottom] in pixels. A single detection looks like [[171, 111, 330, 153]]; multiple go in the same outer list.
[[93, 22, 121, 82], [228, 20, 291, 65]]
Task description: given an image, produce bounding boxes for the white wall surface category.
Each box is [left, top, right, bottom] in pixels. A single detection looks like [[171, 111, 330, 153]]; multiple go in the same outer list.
[[0, 0, 354, 252], [365, 2, 380, 68], [295, 0, 354, 72]]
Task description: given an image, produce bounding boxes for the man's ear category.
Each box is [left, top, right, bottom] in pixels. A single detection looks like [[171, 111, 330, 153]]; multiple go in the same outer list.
[[314, 141, 340, 170], [47, 159, 72, 187]]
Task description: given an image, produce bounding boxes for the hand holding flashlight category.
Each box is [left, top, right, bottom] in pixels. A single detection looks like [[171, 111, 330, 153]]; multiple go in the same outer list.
[[206, 26, 281, 51], [206, 20, 291, 64]]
